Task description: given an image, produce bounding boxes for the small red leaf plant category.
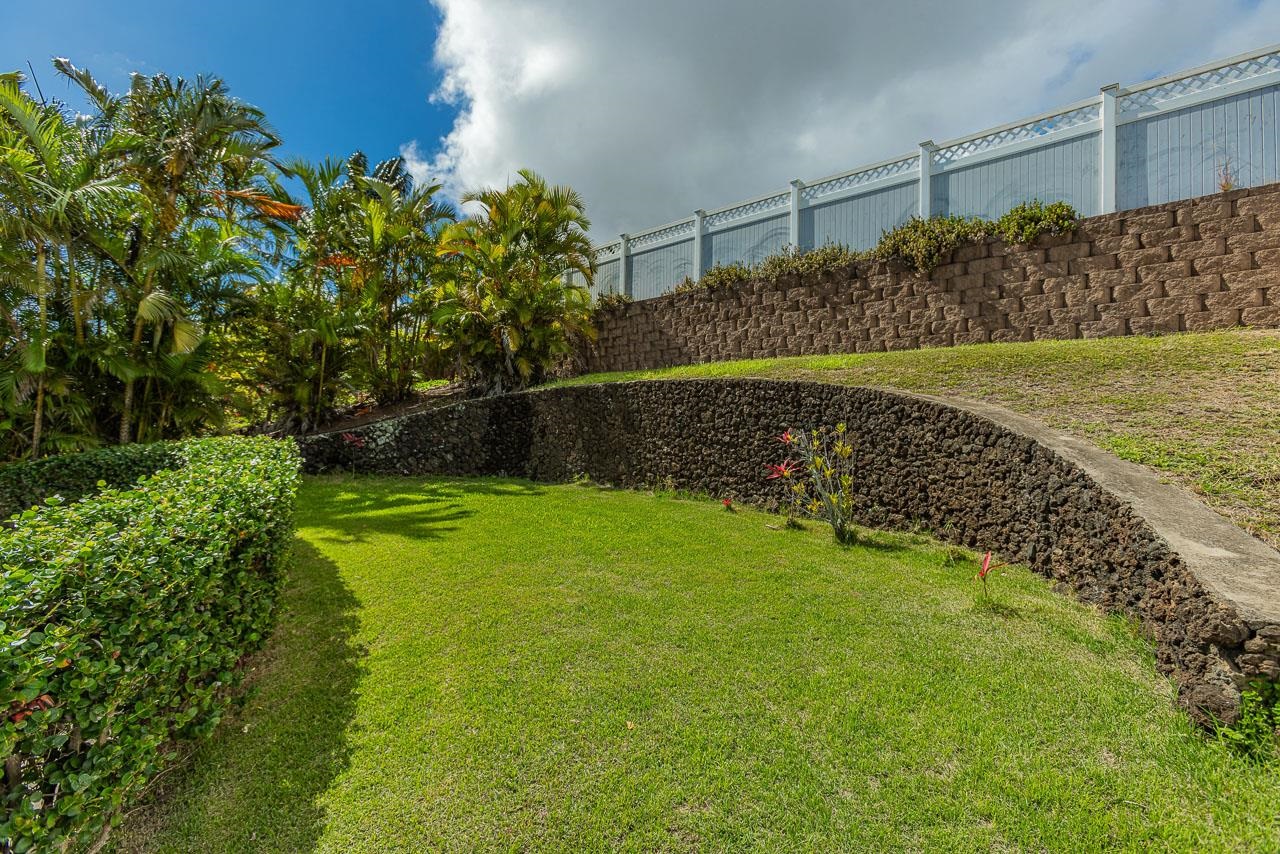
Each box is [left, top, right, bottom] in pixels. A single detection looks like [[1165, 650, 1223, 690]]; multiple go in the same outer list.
[[769, 424, 860, 544], [722, 497, 735, 512], [974, 551, 1008, 601]]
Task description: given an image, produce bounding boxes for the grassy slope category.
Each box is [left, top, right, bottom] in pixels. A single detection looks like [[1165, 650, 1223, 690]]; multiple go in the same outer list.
[[556, 329, 1280, 548], [116, 477, 1280, 852]]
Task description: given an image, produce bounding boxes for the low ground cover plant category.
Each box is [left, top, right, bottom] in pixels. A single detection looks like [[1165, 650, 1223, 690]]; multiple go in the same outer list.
[[0, 436, 300, 852], [1217, 681, 1280, 762]]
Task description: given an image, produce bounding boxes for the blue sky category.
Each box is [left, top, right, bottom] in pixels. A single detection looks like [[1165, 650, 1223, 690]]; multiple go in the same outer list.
[[1, 0, 456, 167]]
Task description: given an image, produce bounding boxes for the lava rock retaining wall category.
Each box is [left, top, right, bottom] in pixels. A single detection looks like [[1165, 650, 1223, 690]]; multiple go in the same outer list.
[[571, 185, 1280, 374], [300, 379, 1280, 724]]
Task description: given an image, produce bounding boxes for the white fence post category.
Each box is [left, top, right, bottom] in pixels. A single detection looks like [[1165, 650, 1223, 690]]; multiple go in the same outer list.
[[692, 210, 706, 279], [618, 234, 631, 297], [1099, 83, 1119, 214], [917, 140, 936, 218], [789, 179, 804, 248]]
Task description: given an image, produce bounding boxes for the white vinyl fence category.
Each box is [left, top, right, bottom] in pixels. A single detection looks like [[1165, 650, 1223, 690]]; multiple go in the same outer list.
[[579, 43, 1280, 301]]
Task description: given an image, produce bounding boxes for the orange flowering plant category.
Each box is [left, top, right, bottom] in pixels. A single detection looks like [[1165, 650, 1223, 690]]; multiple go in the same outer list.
[[769, 424, 860, 544]]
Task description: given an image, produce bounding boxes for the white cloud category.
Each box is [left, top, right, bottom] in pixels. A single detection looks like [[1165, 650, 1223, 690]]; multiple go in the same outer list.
[[399, 140, 434, 188], [413, 0, 1280, 239]]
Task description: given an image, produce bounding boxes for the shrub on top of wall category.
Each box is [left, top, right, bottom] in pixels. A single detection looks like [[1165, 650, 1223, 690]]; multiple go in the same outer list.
[[873, 215, 993, 274], [667, 246, 865, 299], [673, 262, 753, 294], [993, 199, 1079, 246], [653, 201, 1083, 296], [593, 292, 633, 312], [0, 436, 300, 852], [0, 442, 180, 520], [756, 244, 864, 282]]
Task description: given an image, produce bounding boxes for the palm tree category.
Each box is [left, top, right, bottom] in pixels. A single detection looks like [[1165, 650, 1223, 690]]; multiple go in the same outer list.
[[55, 59, 282, 443], [344, 156, 454, 403], [0, 71, 132, 456], [456, 168, 596, 285], [434, 170, 596, 394]]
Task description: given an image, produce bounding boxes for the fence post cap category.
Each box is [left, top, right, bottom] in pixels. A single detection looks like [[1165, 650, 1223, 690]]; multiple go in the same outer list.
[[1100, 82, 1121, 94]]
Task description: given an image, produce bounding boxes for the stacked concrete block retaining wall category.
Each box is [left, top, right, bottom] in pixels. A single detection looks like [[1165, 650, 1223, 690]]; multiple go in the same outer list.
[[300, 379, 1280, 726], [572, 186, 1280, 374]]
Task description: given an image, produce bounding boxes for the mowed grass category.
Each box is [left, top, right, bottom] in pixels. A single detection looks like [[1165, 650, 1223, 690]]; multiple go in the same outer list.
[[115, 477, 1280, 852], [556, 329, 1280, 548]]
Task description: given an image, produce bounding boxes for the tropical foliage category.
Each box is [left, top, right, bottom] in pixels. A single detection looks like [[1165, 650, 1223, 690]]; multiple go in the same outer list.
[[0, 60, 596, 460], [435, 170, 596, 394]]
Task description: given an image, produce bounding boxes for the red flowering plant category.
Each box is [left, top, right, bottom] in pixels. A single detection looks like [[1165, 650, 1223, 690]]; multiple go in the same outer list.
[[770, 423, 860, 544], [722, 497, 735, 512], [974, 551, 1007, 600]]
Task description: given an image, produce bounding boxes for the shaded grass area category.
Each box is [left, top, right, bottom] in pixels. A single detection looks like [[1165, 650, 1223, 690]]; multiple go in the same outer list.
[[115, 477, 1280, 852], [556, 329, 1280, 548], [113, 539, 363, 852]]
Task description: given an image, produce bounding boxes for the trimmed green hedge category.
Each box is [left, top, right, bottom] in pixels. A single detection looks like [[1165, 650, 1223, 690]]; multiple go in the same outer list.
[[0, 443, 180, 521], [0, 437, 300, 852]]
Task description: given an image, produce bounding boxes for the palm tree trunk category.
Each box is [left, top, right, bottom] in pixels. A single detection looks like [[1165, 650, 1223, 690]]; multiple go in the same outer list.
[[31, 244, 47, 459], [68, 245, 85, 347], [119, 270, 153, 444], [315, 343, 328, 424]]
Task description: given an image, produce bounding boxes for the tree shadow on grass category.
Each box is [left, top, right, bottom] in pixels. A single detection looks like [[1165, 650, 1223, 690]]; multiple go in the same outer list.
[[112, 539, 364, 854], [300, 475, 546, 545]]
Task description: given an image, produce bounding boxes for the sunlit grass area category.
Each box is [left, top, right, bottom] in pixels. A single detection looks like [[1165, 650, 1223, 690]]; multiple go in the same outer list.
[[115, 476, 1280, 852]]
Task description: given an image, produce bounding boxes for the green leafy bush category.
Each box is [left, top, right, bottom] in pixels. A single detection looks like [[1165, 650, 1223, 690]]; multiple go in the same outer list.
[[655, 200, 1080, 294], [594, 292, 633, 312], [0, 443, 180, 520], [874, 215, 992, 274], [756, 244, 865, 281], [672, 262, 753, 295], [993, 200, 1079, 246], [668, 245, 865, 298], [0, 436, 300, 851]]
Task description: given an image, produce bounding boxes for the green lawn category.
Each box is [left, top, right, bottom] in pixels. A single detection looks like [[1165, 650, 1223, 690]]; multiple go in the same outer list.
[[113, 476, 1280, 852], [557, 329, 1280, 548]]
